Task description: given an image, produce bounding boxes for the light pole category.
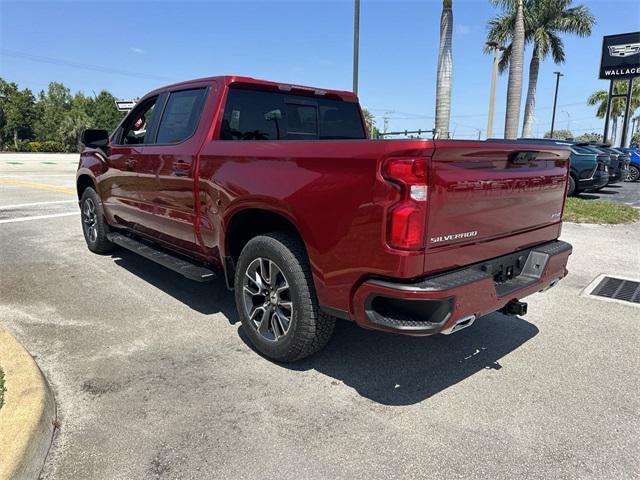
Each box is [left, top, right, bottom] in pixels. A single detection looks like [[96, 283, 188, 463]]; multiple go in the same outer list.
[[486, 42, 504, 139], [550, 71, 563, 138], [352, 0, 360, 95], [561, 110, 571, 133]]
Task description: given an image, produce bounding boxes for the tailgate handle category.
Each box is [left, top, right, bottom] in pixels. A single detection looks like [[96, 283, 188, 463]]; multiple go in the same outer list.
[[510, 151, 539, 165]]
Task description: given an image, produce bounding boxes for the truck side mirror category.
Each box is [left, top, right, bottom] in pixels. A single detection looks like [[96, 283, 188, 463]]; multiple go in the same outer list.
[[81, 129, 110, 149]]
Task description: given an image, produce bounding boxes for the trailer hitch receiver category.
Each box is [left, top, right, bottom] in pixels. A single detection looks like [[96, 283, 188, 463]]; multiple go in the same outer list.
[[502, 300, 528, 316]]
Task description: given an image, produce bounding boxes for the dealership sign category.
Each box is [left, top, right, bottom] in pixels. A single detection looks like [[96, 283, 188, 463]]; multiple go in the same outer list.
[[599, 32, 640, 79], [115, 100, 136, 112]]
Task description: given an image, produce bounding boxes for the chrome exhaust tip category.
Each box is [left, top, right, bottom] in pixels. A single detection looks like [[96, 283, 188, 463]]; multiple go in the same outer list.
[[440, 315, 476, 335]]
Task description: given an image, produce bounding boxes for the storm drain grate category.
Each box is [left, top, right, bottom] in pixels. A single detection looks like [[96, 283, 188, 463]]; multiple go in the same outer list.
[[590, 276, 640, 304]]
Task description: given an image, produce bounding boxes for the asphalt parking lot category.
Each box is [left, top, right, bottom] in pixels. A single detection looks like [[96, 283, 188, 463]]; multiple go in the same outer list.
[[1, 155, 639, 480], [577, 181, 640, 207]]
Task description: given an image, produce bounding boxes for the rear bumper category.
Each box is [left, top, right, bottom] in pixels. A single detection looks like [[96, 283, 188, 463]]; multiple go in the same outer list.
[[351, 240, 572, 335], [609, 163, 629, 184]]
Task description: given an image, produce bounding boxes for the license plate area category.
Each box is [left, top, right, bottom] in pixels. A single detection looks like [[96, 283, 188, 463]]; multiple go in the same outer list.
[[479, 250, 530, 284]]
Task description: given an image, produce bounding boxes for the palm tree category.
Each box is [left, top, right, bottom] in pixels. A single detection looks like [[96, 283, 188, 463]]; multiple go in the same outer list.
[[588, 78, 640, 146], [489, 0, 525, 139], [487, 0, 594, 138], [434, 0, 453, 139], [361, 108, 379, 138]]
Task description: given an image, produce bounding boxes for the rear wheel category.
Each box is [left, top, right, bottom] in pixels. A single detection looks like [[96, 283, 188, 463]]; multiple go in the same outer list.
[[80, 187, 116, 254], [627, 165, 640, 182], [234, 232, 335, 362]]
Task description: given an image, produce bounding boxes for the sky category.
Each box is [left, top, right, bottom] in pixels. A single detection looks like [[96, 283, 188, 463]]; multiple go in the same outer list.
[[1, 0, 639, 139]]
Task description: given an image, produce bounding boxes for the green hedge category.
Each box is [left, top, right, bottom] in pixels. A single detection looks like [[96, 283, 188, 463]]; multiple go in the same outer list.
[[9, 140, 71, 153]]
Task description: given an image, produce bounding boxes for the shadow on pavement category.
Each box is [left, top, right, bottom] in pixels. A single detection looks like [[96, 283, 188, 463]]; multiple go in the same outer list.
[[240, 313, 539, 406], [577, 184, 622, 200], [110, 249, 239, 322], [108, 249, 539, 406]]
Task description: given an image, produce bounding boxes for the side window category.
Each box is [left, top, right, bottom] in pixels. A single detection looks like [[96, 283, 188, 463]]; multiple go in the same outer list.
[[121, 97, 158, 145], [221, 89, 280, 140], [156, 88, 207, 144]]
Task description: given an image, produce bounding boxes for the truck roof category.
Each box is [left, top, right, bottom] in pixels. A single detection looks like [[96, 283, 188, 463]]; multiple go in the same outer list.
[[146, 75, 359, 102]]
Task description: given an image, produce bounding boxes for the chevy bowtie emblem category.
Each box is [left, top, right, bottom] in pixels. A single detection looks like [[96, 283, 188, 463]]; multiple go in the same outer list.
[[608, 42, 640, 58]]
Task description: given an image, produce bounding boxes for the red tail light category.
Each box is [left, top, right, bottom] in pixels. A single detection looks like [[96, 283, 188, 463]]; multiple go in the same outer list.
[[382, 157, 428, 250]]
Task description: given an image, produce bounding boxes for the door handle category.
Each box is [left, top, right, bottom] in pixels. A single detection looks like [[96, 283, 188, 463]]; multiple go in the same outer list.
[[173, 160, 192, 175]]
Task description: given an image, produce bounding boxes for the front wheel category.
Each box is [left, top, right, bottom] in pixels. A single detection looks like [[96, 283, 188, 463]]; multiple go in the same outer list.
[[234, 232, 335, 362], [80, 187, 116, 254], [627, 165, 640, 182]]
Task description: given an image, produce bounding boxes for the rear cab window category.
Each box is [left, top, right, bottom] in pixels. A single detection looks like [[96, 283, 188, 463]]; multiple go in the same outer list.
[[220, 88, 365, 141]]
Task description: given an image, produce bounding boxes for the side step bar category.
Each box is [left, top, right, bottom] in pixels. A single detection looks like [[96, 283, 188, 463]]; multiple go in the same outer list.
[[107, 233, 215, 282]]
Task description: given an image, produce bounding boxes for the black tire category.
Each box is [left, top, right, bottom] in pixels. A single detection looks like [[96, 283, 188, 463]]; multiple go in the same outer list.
[[80, 187, 116, 254], [627, 165, 640, 182], [567, 175, 577, 196], [234, 232, 335, 362]]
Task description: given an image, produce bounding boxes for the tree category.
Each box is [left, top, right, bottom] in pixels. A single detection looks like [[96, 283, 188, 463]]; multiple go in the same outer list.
[[361, 108, 380, 139], [0, 79, 19, 149], [588, 78, 640, 146], [543, 128, 573, 139], [574, 132, 602, 143], [434, 0, 453, 139], [58, 110, 91, 152], [90, 91, 125, 132], [3, 86, 36, 149], [490, 0, 525, 139], [35, 82, 72, 144], [487, 0, 594, 137]]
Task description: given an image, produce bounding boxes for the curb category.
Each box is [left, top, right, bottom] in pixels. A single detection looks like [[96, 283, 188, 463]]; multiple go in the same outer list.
[[0, 325, 56, 480]]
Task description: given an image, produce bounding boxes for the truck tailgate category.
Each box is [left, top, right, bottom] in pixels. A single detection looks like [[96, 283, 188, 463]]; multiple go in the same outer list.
[[425, 141, 569, 257]]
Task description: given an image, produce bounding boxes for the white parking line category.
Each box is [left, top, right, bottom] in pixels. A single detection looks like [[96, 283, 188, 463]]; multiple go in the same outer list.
[[0, 212, 78, 224], [0, 174, 75, 177], [0, 200, 77, 210]]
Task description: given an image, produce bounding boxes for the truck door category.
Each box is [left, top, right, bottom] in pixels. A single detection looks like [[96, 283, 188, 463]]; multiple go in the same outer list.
[[101, 95, 161, 230], [133, 87, 208, 254]]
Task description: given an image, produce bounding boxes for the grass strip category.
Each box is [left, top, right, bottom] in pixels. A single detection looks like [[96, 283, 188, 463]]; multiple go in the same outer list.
[[564, 198, 640, 224]]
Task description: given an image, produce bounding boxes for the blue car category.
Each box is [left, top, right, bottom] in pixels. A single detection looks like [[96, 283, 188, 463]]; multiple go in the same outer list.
[[620, 147, 640, 182]]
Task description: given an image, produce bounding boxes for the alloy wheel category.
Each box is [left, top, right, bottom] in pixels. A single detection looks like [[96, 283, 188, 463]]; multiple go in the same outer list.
[[627, 165, 639, 182], [242, 257, 293, 342], [82, 198, 98, 243]]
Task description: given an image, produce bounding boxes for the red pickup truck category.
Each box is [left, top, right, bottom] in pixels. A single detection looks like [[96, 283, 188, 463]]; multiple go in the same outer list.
[[77, 76, 572, 362]]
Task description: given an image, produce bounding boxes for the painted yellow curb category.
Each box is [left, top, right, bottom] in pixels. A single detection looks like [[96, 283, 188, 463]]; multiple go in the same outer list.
[[0, 326, 55, 480]]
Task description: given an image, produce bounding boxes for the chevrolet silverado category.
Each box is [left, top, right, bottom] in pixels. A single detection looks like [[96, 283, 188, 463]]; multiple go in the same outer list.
[[77, 76, 573, 361]]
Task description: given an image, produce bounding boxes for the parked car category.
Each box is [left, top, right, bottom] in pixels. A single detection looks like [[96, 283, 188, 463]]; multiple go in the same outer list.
[[588, 144, 630, 188], [488, 138, 609, 196], [77, 76, 572, 362], [619, 147, 640, 182]]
